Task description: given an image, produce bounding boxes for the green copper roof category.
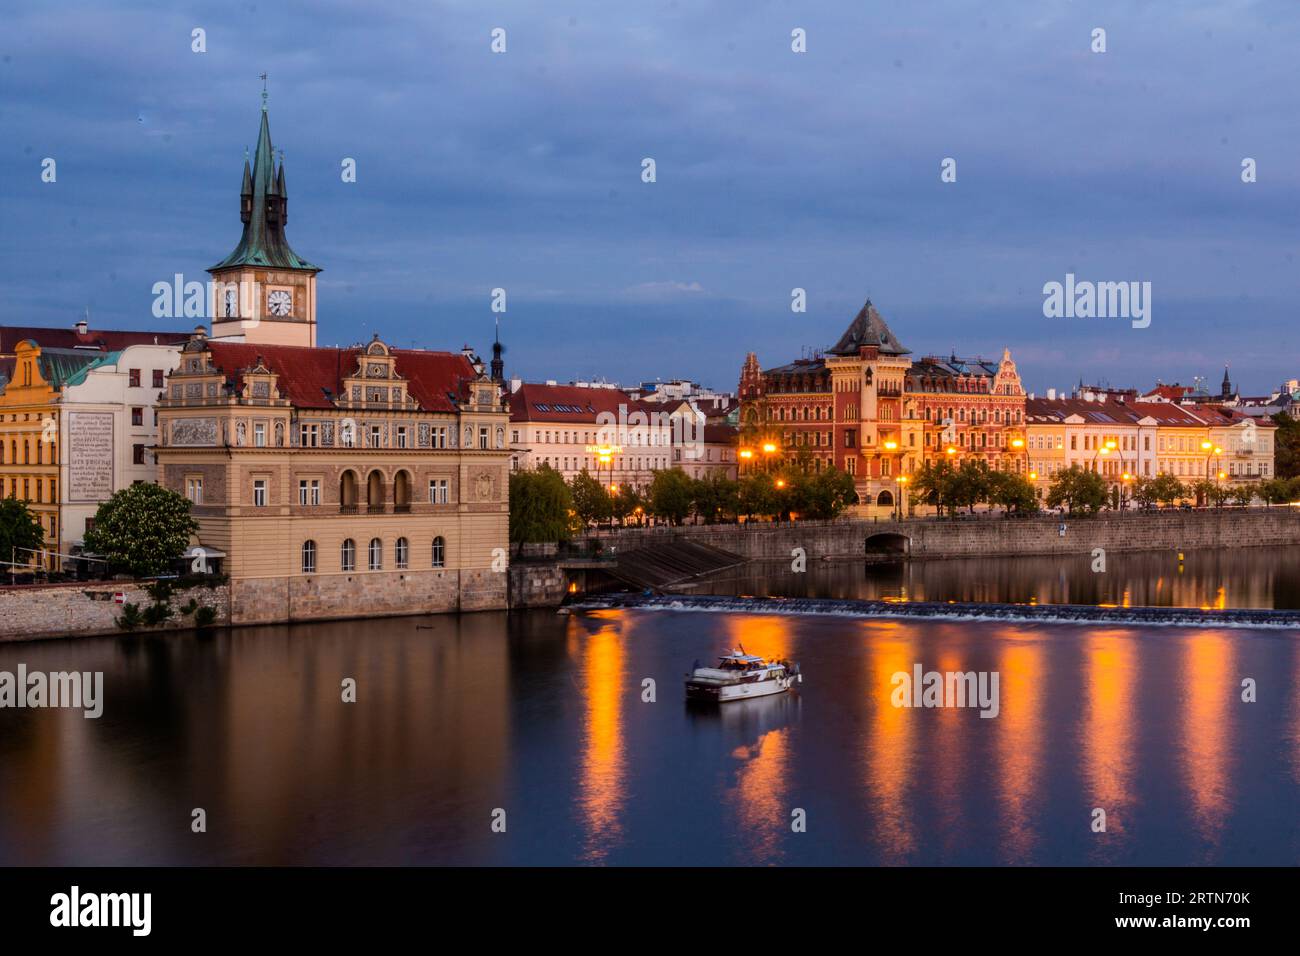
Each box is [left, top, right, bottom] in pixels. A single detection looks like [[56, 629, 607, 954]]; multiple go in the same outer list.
[[60, 350, 121, 389], [29, 346, 107, 390], [209, 107, 320, 274]]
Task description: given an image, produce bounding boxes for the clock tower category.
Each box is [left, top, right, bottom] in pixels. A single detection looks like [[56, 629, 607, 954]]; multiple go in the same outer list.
[[208, 97, 320, 347]]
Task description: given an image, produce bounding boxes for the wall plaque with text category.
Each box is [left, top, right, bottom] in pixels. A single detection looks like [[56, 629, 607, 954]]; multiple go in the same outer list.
[[68, 411, 114, 502]]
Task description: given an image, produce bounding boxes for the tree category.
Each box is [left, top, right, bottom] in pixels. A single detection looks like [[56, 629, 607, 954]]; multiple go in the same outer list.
[[800, 467, 858, 520], [647, 468, 695, 525], [1271, 412, 1300, 479], [987, 470, 1039, 513], [508, 466, 574, 550], [1046, 466, 1108, 514], [84, 482, 199, 577], [949, 460, 991, 514], [0, 497, 45, 571], [909, 460, 957, 517], [1145, 472, 1186, 506], [611, 484, 643, 526], [1230, 483, 1257, 507], [568, 469, 610, 527], [737, 472, 778, 520], [692, 473, 739, 524]]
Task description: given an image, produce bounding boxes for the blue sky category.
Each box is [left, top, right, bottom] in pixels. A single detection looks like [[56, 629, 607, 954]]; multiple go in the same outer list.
[[3, 0, 1299, 395]]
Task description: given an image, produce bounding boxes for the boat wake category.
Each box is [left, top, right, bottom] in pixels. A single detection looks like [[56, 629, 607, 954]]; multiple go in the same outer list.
[[574, 593, 1300, 631]]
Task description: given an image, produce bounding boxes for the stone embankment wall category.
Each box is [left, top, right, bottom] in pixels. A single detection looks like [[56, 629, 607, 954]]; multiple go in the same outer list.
[[0, 582, 230, 642], [592, 509, 1300, 561]]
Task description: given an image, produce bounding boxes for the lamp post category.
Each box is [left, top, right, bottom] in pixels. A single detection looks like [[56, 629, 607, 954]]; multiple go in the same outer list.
[[896, 474, 909, 521], [739, 447, 753, 475], [762, 441, 778, 474]]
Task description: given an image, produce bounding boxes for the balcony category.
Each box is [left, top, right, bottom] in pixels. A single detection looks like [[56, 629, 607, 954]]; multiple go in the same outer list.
[[339, 504, 359, 515], [366, 504, 386, 515], [394, 503, 411, 514]]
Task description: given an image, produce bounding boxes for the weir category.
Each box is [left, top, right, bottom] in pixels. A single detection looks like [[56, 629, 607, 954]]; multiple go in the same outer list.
[[575, 592, 1300, 630]]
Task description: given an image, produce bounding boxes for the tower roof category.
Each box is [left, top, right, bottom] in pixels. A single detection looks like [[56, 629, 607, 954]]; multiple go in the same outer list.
[[826, 299, 910, 356], [210, 106, 319, 274]]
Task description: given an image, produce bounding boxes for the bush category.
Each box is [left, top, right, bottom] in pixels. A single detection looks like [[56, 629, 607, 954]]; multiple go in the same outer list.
[[116, 602, 143, 631], [194, 605, 217, 629], [141, 601, 172, 626]]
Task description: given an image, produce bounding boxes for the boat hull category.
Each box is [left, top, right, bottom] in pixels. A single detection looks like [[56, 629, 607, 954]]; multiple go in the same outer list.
[[685, 676, 793, 703]]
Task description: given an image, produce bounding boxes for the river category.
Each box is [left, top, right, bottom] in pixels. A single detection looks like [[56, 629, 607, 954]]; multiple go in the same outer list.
[[0, 547, 1297, 865]]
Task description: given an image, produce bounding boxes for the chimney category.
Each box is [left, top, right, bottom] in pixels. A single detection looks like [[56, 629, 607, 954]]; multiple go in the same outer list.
[[75, 319, 88, 335], [1047, 388, 1056, 400]]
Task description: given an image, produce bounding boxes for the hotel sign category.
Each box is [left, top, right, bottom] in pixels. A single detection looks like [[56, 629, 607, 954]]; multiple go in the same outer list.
[[68, 411, 114, 502]]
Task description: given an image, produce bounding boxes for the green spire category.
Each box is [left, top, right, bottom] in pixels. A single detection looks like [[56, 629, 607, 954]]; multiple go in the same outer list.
[[209, 103, 319, 274]]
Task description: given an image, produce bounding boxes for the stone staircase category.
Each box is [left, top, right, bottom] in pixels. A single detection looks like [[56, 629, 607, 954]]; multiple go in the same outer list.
[[606, 539, 746, 591]]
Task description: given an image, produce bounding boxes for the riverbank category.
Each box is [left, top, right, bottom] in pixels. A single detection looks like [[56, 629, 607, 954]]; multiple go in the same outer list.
[[592, 507, 1300, 561]]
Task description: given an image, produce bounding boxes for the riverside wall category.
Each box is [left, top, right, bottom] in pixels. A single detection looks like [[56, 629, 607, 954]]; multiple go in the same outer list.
[[0, 581, 230, 642], [592, 509, 1300, 561]]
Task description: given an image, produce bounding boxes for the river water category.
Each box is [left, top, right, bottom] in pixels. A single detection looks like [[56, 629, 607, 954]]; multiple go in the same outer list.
[[1, 548, 1298, 865]]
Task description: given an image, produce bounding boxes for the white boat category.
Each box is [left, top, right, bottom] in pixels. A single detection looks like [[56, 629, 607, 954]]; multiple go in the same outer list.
[[684, 648, 801, 703]]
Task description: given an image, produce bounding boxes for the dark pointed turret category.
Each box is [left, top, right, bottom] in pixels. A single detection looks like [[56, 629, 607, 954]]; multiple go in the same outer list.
[[1221, 365, 1233, 399], [490, 318, 505, 383], [210, 103, 319, 273], [826, 299, 910, 356]]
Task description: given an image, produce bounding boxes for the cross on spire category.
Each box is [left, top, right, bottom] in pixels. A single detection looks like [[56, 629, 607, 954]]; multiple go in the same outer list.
[[259, 72, 268, 111]]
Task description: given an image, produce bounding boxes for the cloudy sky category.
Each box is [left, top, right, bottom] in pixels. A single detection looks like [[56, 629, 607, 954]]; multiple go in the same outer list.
[[4, 0, 1299, 395]]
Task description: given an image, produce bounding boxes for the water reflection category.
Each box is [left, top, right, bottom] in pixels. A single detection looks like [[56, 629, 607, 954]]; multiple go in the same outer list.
[[1079, 630, 1136, 862], [1180, 631, 1234, 859], [695, 547, 1300, 610], [996, 629, 1044, 864], [864, 624, 916, 863], [574, 615, 627, 863]]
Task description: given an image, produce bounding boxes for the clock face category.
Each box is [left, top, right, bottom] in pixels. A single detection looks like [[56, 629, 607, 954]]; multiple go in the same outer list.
[[267, 290, 292, 317]]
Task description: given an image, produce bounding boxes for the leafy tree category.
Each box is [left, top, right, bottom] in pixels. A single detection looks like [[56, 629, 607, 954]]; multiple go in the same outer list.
[[1045, 466, 1108, 514], [800, 467, 858, 520], [1145, 472, 1186, 506], [647, 468, 695, 525], [949, 460, 992, 514], [692, 473, 739, 524], [0, 496, 45, 571], [1230, 483, 1257, 507], [909, 460, 956, 517], [84, 482, 198, 577], [509, 466, 574, 549], [1188, 478, 1217, 508], [737, 472, 778, 520], [611, 484, 644, 526], [568, 469, 610, 527], [1271, 412, 1300, 479], [987, 470, 1039, 513]]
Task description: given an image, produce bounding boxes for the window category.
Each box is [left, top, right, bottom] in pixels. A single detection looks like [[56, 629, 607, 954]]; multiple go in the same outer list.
[[152, 369, 164, 389], [368, 537, 383, 571], [432, 536, 445, 568], [253, 479, 267, 507], [300, 423, 319, 447], [298, 478, 321, 506], [433, 426, 447, 449], [396, 426, 409, 449], [395, 537, 409, 569], [301, 540, 316, 574], [254, 422, 266, 447], [341, 539, 356, 572], [131, 407, 143, 427], [479, 426, 489, 449], [429, 478, 449, 504], [133, 443, 146, 465], [128, 369, 141, 388], [369, 425, 382, 448], [186, 477, 203, 503]]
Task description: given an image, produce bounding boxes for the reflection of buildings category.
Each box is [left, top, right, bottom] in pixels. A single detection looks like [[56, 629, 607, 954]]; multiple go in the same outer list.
[[1181, 632, 1233, 857], [575, 613, 627, 862], [154, 102, 509, 622], [1080, 630, 1135, 858]]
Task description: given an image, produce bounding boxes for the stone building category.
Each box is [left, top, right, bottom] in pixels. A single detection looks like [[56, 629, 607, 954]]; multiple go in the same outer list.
[[153, 102, 509, 623]]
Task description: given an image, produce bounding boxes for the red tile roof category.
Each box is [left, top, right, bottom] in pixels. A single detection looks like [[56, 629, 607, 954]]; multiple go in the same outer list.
[[510, 382, 656, 423], [203, 342, 477, 412], [0, 324, 189, 354]]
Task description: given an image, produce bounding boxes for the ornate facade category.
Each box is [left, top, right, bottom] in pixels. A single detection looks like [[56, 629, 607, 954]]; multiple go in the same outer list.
[[154, 104, 509, 622], [739, 300, 1026, 509]]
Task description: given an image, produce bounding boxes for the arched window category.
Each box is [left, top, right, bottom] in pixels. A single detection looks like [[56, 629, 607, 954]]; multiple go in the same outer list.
[[395, 537, 409, 569], [432, 536, 445, 568], [341, 538, 356, 572], [368, 537, 383, 571], [301, 540, 316, 574]]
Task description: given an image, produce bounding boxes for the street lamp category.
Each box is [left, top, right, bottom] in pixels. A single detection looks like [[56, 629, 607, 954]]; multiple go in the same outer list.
[[597, 446, 612, 528], [896, 474, 909, 521], [739, 447, 753, 475]]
